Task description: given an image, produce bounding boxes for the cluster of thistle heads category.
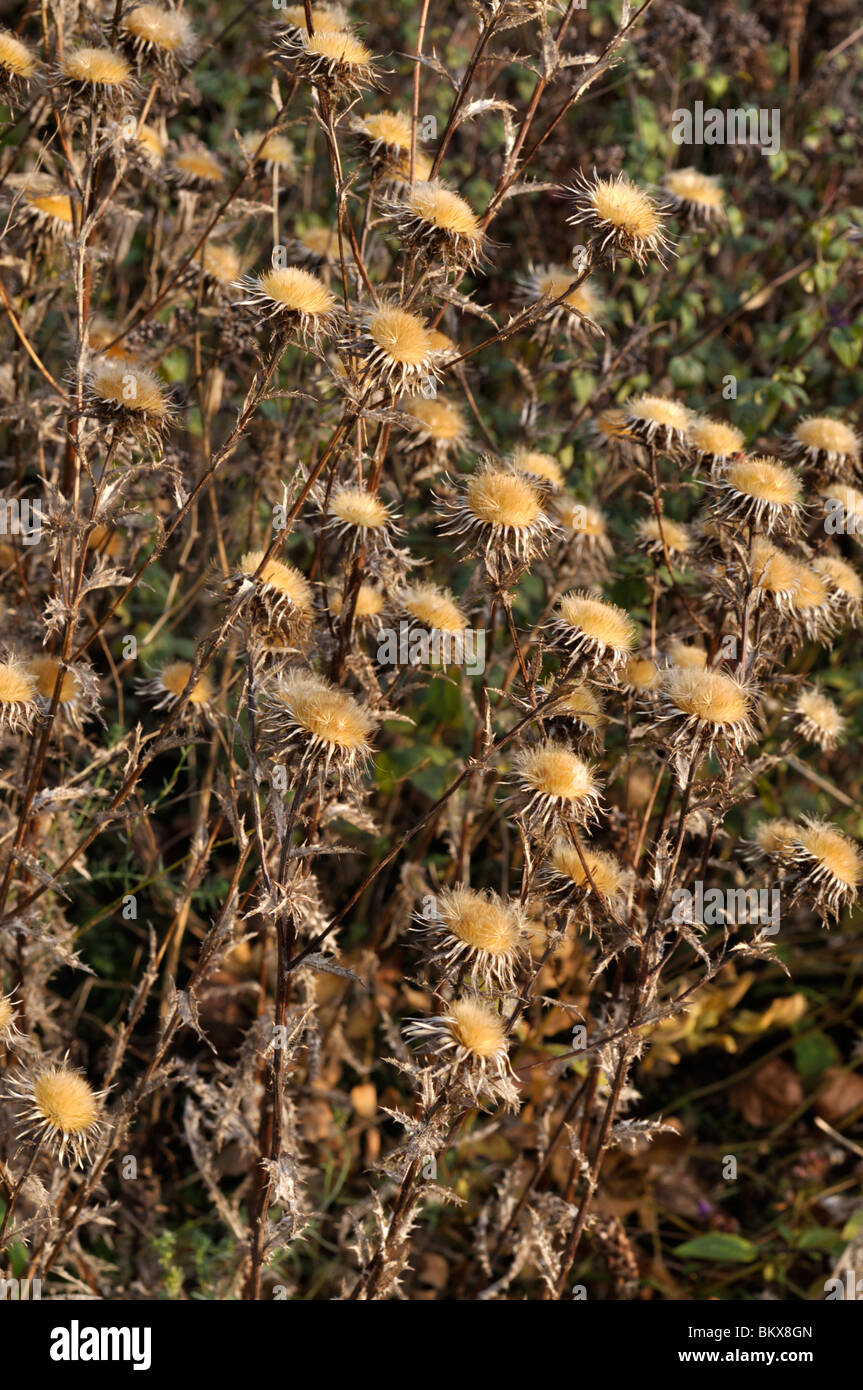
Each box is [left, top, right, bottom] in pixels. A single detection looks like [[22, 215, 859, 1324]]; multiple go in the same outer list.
[[0, 0, 860, 1187]]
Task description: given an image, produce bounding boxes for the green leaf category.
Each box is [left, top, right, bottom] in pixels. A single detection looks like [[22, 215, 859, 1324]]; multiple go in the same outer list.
[[829, 325, 863, 368], [673, 1233, 758, 1264], [793, 1030, 840, 1085]]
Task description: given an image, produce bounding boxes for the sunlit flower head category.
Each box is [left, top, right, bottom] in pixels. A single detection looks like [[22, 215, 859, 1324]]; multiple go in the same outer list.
[[509, 447, 563, 491], [783, 558, 835, 643], [750, 537, 799, 610], [23, 189, 76, 236], [236, 265, 339, 348], [85, 359, 173, 441], [620, 655, 660, 695], [26, 656, 99, 730], [0, 654, 38, 734], [417, 886, 527, 988], [172, 146, 227, 187], [0, 28, 37, 99], [566, 170, 673, 269], [793, 687, 845, 751], [513, 740, 602, 832], [715, 456, 804, 535], [397, 581, 468, 635], [437, 462, 556, 585], [390, 180, 484, 268], [665, 639, 706, 670], [548, 839, 629, 910], [278, 26, 380, 101], [231, 549, 314, 637], [246, 130, 297, 175], [688, 416, 744, 469], [787, 416, 860, 480], [553, 495, 613, 570], [792, 818, 862, 921], [200, 242, 242, 289], [624, 393, 692, 449], [752, 817, 799, 863], [0, 991, 22, 1047], [517, 263, 602, 339], [352, 304, 442, 396], [821, 484, 863, 544], [661, 167, 725, 226], [404, 996, 518, 1109], [546, 680, 605, 747], [266, 669, 376, 784], [323, 484, 400, 553], [139, 661, 214, 720], [328, 579, 385, 628], [402, 395, 469, 456], [636, 514, 693, 560], [278, 2, 349, 37], [7, 1058, 105, 1166], [551, 590, 637, 670], [59, 46, 134, 102], [120, 4, 197, 69], [292, 223, 340, 265], [812, 554, 863, 626], [654, 666, 755, 759]]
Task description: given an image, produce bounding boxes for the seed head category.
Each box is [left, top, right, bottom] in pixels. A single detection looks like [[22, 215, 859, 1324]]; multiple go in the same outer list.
[[661, 167, 725, 226], [514, 740, 602, 831], [551, 590, 637, 669], [566, 170, 673, 269], [794, 687, 844, 751], [7, 1059, 104, 1166], [715, 456, 804, 534]]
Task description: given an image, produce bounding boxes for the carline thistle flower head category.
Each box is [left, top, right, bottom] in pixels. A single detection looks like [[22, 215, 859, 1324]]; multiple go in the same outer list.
[[236, 265, 340, 349], [265, 669, 376, 788], [513, 740, 603, 833], [437, 461, 557, 586], [7, 1058, 105, 1166], [565, 170, 673, 270], [550, 590, 638, 671], [403, 996, 518, 1110], [652, 666, 756, 759], [416, 886, 527, 989]]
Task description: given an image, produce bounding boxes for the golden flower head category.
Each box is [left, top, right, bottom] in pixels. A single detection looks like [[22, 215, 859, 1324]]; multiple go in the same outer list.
[[402, 395, 469, 454], [324, 484, 400, 552], [392, 180, 484, 268], [549, 840, 629, 905], [60, 46, 134, 96], [547, 680, 605, 745], [418, 886, 526, 988], [655, 666, 755, 757], [518, 264, 602, 339], [121, 4, 197, 65], [624, 393, 692, 449], [0, 990, 22, 1046], [404, 996, 517, 1109], [233, 549, 314, 635], [279, 2, 349, 35], [621, 655, 660, 695], [7, 1059, 104, 1166], [688, 416, 744, 467], [661, 167, 725, 225], [793, 687, 845, 751], [566, 170, 673, 269], [0, 654, 38, 734], [280, 26, 380, 100], [637, 514, 693, 558], [783, 558, 835, 642], [753, 818, 799, 862], [398, 581, 468, 634], [812, 554, 863, 625], [552, 590, 637, 670], [793, 818, 862, 921], [821, 484, 863, 540], [716, 455, 804, 534], [201, 242, 242, 286], [247, 130, 297, 173], [86, 359, 172, 440], [24, 190, 76, 233], [438, 462, 556, 584], [26, 656, 97, 729], [268, 669, 376, 782], [237, 264, 339, 347], [514, 740, 602, 831], [0, 28, 37, 95], [510, 447, 564, 490], [172, 146, 227, 186], [354, 304, 441, 396], [666, 639, 707, 670], [788, 415, 860, 479]]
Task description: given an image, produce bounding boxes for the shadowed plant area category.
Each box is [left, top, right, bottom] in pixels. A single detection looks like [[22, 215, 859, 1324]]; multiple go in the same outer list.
[[0, 0, 862, 1305]]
